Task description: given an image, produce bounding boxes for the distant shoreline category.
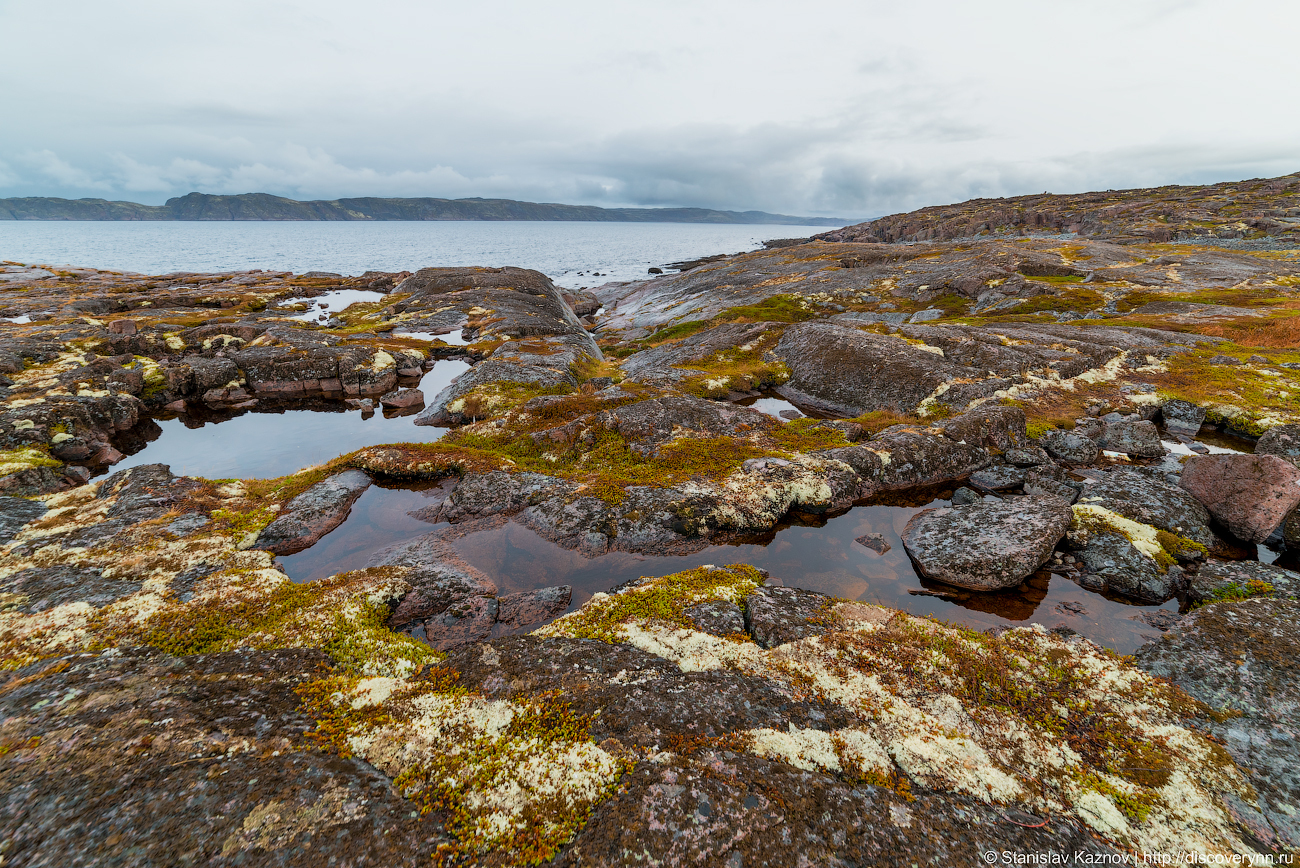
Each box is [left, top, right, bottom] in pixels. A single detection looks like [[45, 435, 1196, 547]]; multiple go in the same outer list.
[[0, 191, 846, 227]]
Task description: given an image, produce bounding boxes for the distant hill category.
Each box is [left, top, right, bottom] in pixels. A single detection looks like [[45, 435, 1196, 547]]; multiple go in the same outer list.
[[0, 192, 845, 226]]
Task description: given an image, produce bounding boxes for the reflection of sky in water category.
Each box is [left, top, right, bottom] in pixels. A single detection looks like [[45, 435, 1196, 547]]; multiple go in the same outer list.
[[111, 360, 470, 479], [741, 396, 803, 419], [280, 486, 1177, 654], [395, 329, 469, 346], [277, 288, 386, 322]]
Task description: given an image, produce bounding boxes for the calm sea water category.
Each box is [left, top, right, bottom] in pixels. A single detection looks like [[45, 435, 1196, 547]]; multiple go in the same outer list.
[[0, 221, 832, 289]]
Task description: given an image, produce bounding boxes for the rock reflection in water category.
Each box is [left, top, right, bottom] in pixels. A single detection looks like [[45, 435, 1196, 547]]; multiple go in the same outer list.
[[109, 360, 471, 479], [277, 485, 1176, 653]]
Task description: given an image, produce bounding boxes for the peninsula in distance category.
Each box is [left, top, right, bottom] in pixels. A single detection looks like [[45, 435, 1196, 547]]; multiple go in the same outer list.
[[0, 191, 847, 225]]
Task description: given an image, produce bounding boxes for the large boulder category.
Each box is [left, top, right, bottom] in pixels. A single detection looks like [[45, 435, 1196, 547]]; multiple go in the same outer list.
[[1136, 599, 1300, 850], [254, 470, 372, 555], [1095, 419, 1165, 458], [1160, 399, 1206, 437], [1076, 467, 1220, 550], [939, 402, 1026, 451], [1180, 454, 1300, 543], [901, 495, 1073, 591], [772, 321, 971, 416], [1039, 429, 1100, 465], [600, 394, 775, 452]]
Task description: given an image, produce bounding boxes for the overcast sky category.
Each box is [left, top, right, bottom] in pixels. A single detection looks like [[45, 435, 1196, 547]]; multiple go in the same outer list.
[[1, 0, 1297, 218]]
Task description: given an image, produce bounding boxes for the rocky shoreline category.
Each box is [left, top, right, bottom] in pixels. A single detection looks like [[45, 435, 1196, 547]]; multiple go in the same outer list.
[[2, 173, 1299, 865]]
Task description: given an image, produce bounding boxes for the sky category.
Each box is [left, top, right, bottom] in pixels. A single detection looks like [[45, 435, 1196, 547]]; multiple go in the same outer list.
[[1, 0, 1297, 219]]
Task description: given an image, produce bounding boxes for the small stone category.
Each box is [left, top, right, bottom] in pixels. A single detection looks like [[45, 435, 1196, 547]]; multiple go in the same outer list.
[[853, 532, 891, 555], [380, 388, 424, 409]]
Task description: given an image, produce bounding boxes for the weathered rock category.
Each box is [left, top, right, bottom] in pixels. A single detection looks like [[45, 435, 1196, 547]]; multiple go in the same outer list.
[[0, 495, 47, 542], [1004, 444, 1052, 466], [601, 394, 775, 452], [1096, 419, 1165, 458], [1072, 530, 1181, 602], [1040, 429, 1100, 465], [1136, 599, 1300, 849], [0, 648, 444, 866], [743, 586, 837, 648], [1161, 399, 1206, 436], [254, 469, 372, 555], [379, 387, 423, 409], [1022, 472, 1079, 504], [1257, 423, 1300, 468], [1180, 454, 1300, 543], [496, 585, 573, 628], [901, 495, 1073, 591], [854, 532, 890, 555], [967, 464, 1025, 493], [1187, 560, 1300, 605], [387, 572, 499, 629], [421, 594, 499, 650], [620, 322, 781, 387], [1077, 467, 1220, 549], [868, 425, 991, 490], [684, 599, 747, 636], [939, 403, 1026, 451]]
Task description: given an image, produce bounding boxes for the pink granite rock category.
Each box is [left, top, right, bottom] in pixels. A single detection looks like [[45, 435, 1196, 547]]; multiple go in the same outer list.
[[1179, 454, 1300, 543]]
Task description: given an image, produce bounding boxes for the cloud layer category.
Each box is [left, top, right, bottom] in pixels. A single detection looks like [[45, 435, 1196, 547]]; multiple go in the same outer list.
[[2, 0, 1297, 219]]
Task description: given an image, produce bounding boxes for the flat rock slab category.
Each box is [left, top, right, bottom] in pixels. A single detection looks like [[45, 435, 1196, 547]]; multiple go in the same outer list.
[[496, 585, 572, 628], [1077, 467, 1218, 549], [743, 586, 837, 648], [1188, 560, 1300, 604], [254, 469, 372, 555], [902, 495, 1073, 591], [379, 387, 423, 409], [1096, 419, 1165, 458], [968, 464, 1025, 493], [0, 495, 46, 543], [1180, 454, 1300, 543]]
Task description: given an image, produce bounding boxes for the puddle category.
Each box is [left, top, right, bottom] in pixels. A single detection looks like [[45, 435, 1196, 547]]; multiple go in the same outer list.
[[1159, 424, 1255, 455], [394, 329, 469, 346], [110, 360, 470, 479], [737, 389, 832, 420], [277, 288, 386, 322], [283, 487, 1178, 653], [2, 316, 32, 324]]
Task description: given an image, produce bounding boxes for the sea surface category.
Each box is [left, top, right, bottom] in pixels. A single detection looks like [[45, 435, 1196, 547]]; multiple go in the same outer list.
[[0, 221, 834, 289]]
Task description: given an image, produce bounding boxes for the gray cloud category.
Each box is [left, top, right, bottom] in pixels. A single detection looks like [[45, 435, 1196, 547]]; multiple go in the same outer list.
[[1, 0, 1296, 219]]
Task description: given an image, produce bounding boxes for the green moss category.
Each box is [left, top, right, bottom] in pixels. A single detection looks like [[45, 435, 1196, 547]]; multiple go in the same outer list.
[[1155, 529, 1206, 562], [642, 293, 819, 346], [1025, 421, 1056, 440], [546, 564, 766, 643], [0, 446, 62, 477], [1207, 579, 1275, 603]]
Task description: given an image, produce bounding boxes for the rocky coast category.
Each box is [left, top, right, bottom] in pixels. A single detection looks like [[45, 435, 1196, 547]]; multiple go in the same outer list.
[[2, 172, 1300, 865]]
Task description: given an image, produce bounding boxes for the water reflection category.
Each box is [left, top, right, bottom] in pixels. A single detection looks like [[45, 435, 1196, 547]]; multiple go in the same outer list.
[[110, 360, 470, 479], [278, 485, 1177, 653]]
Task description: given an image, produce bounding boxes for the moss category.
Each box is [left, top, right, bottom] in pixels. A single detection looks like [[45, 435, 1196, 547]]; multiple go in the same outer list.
[[1155, 530, 1206, 562], [846, 409, 926, 436], [1207, 579, 1274, 603], [1025, 421, 1056, 440], [641, 293, 819, 346], [675, 329, 790, 399], [0, 446, 62, 476], [542, 564, 765, 643]]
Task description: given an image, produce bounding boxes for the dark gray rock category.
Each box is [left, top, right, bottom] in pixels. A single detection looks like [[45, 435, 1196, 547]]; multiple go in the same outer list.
[[939, 403, 1027, 451], [950, 486, 981, 505], [1004, 445, 1052, 467], [254, 469, 372, 555], [620, 322, 781, 387], [869, 426, 992, 490], [1187, 560, 1300, 605], [438, 471, 572, 523], [1072, 531, 1180, 602], [1136, 599, 1300, 850], [496, 585, 573, 628], [743, 586, 836, 648], [0, 495, 46, 542], [854, 532, 891, 555], [600, 395, 775, 452], [0, 565, 140, 613], [1040, 429, 1100, 465], [967, 464, 1025, 493], [1161, 399, 1206, 436], [1257, 423, 1300, 468], [901, 495, 1072, 591], [1076, 467, 1220, 550], [685, 599, 747, 636], [422, 595, 499, 651], [1022, 472, 1079, 504], [1096, 419, 1165, 458]]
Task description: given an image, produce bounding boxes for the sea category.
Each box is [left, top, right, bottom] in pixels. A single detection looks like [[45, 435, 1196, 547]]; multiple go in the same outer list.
[[0, 221, 836, 288]]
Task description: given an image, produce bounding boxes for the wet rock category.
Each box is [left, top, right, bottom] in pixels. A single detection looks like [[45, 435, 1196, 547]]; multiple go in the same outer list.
[[0, 647, 442, 866], [0, 495, 47, 542], [1040, 429, 1100, 465], [1136, 599, 1300, 849], [422, 595, 499, 651], [939, 403, 1026, 451], [743, 586, 837, 648], [560, 751, 1114, 867], [1187, 560, 1300, 605], [1076, 467, 1220, 550], [1180, 454, 1300, 543], [1130, 609, 1183, 631], [1287, 508, 1300, 550], [902, 495, 1072, 591], [950, 486, 981, 505], [379, 387, 423, 409], [254, 469, 372, 555], [387, 572, 499, 630], [685, 599, 747, 636], [496, 585, 573, 628], [854, 532, 891, 555], [1161, 399, 1206, 436], [967, 464, 1025, 493], [773, 321, 970, 416], [1096, 419, 1165, 458], [1256, 423, 1300, 468], [438, 471, 573, 523]]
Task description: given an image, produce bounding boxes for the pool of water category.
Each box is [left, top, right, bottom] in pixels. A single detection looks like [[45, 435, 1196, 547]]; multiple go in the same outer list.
[[111, 359, 471, 479], [277, 288, 386, 322], [279, 485, 1179, 653]]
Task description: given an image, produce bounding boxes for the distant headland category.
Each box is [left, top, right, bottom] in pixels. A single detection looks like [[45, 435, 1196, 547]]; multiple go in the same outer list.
[[0, 191, 846, 225]]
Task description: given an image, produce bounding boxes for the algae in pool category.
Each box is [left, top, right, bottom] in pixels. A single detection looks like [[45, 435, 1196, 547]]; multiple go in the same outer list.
[[279, 485, 1178, 654]]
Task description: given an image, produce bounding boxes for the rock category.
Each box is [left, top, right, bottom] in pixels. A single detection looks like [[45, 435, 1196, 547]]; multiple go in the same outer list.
[[854, 532, 890, 555], [1130, 609, 1183, 631], [868, 425, 992, 490], [967, 464, 1025, 493], [1287, 508, 1300, 550], [1187, 560, 1300, 605], [421, 595, 499, 651], [950, 486, 981, 505], [387, 572, 498, 629], [0, 496, 47, 543], [1004, 445, 1052, 466], [601, 395, 774, 452], [1071, 529, 1180, 602], [1096, 419, 1164, 458], [1022, 472, 1079, 504], [496, 585, 572, 628], [743, 586, 837, 648], [1161, 399, 1206, 436], [1039, 429, 1100, 465], [901, 495, 1073, 591], [1076, 467, 1220, 550], [1180, 454, 1300, 543], [254, 469, 372, 555], [939, 403, 1027, 451], [1257, 423, 1300, 468], [379, 387, 423, 409], [1208, 354, 1242, 365], [1136, 599, 1300, 849], [684, 599, 747, 636], [107, 318, 138, 335]]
